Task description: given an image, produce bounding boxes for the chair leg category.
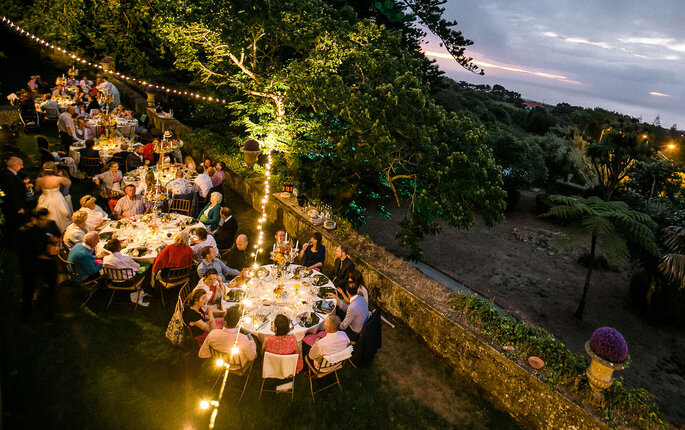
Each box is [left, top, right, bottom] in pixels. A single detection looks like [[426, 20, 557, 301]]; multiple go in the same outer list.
[[239, 366, 252, 402], [80, 288, 96, 310], [259, 379, 265, 400], [291, 376, 295, 403], [106, 290, 116, 310], [309, 371, 315, 402], [159, 287, 166, 308], [335, 370, 342, 391]]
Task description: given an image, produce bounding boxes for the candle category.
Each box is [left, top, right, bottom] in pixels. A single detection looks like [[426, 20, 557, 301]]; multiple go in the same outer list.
[[295, 240, 299, 251], [285, 232, 288, 242]]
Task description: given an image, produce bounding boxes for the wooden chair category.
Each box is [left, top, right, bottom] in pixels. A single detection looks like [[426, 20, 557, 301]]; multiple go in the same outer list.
[[58, 254, 103, 309], [103, 267, 147, 310], [80, 156, 103, 177], [209, 346, 254, 402], [156, 265, 193, 308], [42, 106, 60, 122], [169, 197, 191, 216], [305, 345, 353, 401], [259, 352, 299, 402]]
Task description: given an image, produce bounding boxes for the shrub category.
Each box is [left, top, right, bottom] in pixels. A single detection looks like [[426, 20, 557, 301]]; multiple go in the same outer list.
[[589, 327, 628, 363]]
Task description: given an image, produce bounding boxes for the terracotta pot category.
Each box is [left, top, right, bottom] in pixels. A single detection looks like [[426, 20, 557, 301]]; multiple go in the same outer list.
[[240, 148, 261, 167], [585, 341, 629, 397]]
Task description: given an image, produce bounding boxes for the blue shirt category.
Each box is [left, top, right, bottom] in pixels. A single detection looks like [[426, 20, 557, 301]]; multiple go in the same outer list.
[[68, 243, 102, 281], [197, 258, 239, 282], [303, 244, 326, 268]]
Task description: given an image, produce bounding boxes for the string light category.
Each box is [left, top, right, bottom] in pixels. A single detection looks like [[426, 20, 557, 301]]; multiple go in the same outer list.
[[0, 15, 226, 105]]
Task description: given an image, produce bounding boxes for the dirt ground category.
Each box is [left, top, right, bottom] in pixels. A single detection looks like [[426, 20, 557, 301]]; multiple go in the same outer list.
[[359, 190, 685, 426]]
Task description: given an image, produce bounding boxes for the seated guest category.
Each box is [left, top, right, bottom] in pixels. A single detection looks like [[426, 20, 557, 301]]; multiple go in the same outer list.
[[27, 75, 39, 96], [298, 232, 325, 271], [112, 184, 148, 219], [63, 210, 90, 249], [166, 170, 192, 196], [330, 245, 355, 290], [193, 165, 213, 199], [142, 141, 157, 165], [79, 137, 100, 159], [39, 94, 60, 114], [52, 84, 65, 98], [215, 207, 238, 250], [126, 143, 145, 171], [336, 276, 369, 341], [211, 161, 225, 188], [308, 315, 350, 367], [152, 230, 193, 279], [223, 234, 251, 270], [191, 227, 219, 260], [199, 305, 257, 367], [193, 268, 227, 306], [110, 142, 130, 164], [197, 246, 240, 282], [93, 161, 123, 196], [102, 238, 145, 282], [199, 192, 222, 232], [262, 230, 287, 264], [79, 195, 108, 230], [73, 117, 94, 143], [67, 231, 103, 281], [343, 270, 369, 304], [203, 158, 214, 169], [262, 314, 303, 374], [85, 93, 100, 114], [183, 155, 196, 171], [36, 136, 79, 178], [79, 76, 94, 89], [183, 289, 224, 347]]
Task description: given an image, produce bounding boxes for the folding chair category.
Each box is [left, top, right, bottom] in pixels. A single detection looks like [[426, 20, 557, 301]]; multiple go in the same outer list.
[[103, 267, 147, 310], [169, 197, 192, 216], [58, 255, 103, 309], [305, 345, 353, 401], [209, 346, 253, 402], [259, 352, 299, 402], [42, 106, 60, 122], [156, 265, 193, 308]]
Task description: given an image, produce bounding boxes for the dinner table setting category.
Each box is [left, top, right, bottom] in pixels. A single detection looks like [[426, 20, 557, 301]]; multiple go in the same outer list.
[[223, 264, 339, 343]]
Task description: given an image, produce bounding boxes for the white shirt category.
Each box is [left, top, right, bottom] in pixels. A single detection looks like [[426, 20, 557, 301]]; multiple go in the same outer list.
[[309, 331, 350, 366], [103, 252, 141, 279], [198, 327, 257, 365], [166, 178, 191, 196], [57, 111, 75, 135], [82, 206, 108, 231], [191, 235, 219, 260], [63, 223, 88, 249], [194, 173, 213, 198]]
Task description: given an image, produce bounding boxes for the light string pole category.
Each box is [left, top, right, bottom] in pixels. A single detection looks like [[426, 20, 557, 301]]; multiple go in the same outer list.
[[0, 16, 227, 105], [201, 149, 272, 429]]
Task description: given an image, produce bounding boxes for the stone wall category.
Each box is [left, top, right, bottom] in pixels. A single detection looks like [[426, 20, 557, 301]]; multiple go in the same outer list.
[[220, 166, 608, 430]]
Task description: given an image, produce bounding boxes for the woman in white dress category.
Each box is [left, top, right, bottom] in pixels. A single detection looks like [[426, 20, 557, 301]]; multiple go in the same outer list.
[[35, 162, 73, 232]]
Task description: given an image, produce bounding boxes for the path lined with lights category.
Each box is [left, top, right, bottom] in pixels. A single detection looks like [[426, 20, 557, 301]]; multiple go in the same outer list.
[[0, 16, 227, 104]]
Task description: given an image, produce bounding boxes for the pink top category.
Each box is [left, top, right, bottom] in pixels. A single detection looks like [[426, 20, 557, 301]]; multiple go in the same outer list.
[[264, 335, 303, 373]]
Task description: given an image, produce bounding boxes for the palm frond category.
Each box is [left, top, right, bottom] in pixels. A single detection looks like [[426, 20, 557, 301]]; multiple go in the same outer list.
[[582, 215, 614, 234], [662, 226, 685, 254], [659, 254, 685, 288]]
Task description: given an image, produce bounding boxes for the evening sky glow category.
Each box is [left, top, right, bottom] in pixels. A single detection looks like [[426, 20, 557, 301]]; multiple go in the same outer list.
[[422, 0, 684, 128]]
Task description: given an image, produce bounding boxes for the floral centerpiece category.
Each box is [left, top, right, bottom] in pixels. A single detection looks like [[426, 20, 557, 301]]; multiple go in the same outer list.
[[270, 237, 299, 289]]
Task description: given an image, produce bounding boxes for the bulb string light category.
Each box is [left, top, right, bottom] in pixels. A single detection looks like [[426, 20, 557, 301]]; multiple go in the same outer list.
[[204, 150, 272, 429], [0, 16, 228, 104]]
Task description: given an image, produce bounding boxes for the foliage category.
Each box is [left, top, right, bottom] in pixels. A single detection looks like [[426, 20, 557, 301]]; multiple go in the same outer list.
[[658, 225, 685, 288], [485, 129, 547, 189], [589, 327, 628, 363], [449, 293, 669, 429], [541, 195, 659, 318], [624, 157, 685, 200], [533, 133, 595, 188]]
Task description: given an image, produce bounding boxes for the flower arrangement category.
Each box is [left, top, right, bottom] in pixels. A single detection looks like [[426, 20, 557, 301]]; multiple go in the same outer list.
[[152, 139, 180, 154], [271, 241, 296, 266], [589, 327, 628, 363]]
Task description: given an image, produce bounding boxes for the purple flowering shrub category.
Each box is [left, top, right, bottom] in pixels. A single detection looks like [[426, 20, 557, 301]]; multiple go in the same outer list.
[[590, 327, 628, 363]]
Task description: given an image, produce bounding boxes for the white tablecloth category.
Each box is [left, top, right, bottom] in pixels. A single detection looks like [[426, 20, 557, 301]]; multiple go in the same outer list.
[[225, 265, 337, 343]]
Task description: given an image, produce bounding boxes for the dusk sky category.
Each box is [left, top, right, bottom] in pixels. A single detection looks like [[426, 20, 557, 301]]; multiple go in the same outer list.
[[422, 0, 684, 128]]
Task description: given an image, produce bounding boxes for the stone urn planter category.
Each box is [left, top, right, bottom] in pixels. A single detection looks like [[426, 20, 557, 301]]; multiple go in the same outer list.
[[100, 56, 115, 71], [240, 139, 261, 167], [585, 327, 629, 402], [145, 85, 159, 107]]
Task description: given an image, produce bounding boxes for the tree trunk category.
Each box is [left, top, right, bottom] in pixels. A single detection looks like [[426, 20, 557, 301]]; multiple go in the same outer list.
[[574, 233, 597, 319]]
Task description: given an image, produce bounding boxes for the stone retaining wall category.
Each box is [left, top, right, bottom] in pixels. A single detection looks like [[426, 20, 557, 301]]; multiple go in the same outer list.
[[221, 166, 608, 430]]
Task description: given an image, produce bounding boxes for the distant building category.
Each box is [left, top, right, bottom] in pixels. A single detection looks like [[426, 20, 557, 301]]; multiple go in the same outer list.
[[522, 100, 546, 110]]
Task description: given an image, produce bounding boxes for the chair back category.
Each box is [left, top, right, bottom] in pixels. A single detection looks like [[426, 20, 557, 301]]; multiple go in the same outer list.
[[110, 153, 127, 169], [103, 266, 136, 283], [262, 352, 299, 379], [178, 282, 192, 305], [59, 254, 80, 282], [169, 197, 191, 216], [209, 346, 244, 368], [44, 106, 60, 119], [322, 345, 353, 368], [80, 157, 103, 176], [164, 265, 193, 283]]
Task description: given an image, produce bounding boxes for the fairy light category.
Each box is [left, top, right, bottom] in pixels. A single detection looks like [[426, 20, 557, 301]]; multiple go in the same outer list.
[[0, 15, 227, 105]]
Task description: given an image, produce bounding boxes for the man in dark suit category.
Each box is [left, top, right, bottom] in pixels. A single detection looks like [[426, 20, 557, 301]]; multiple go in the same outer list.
[[222, 234, 252, 271], [331, 245, 355, 290], [215, 207, 238, 250], [126, 143, 145, 171], [0, 156, 28, 245]]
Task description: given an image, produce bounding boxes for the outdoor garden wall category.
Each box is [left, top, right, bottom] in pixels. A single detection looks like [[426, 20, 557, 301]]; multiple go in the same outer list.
[[220, 168, 608, 430]]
